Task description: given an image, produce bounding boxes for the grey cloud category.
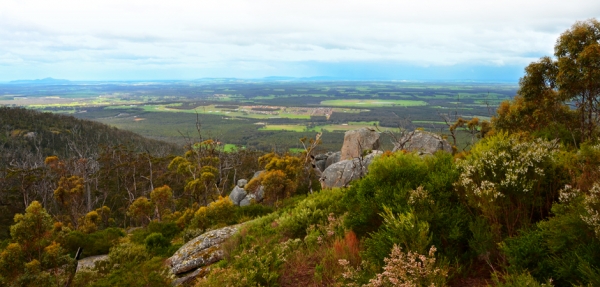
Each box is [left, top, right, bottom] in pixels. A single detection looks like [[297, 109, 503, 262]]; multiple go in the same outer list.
[[0, 0, 599, 79]]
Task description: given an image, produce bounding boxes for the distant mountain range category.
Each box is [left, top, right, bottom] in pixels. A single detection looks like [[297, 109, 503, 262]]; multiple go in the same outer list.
[[9, 77, 71, 84]]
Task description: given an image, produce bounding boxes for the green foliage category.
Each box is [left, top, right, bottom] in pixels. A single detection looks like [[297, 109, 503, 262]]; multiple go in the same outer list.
[[455, 133, 568, 269], [147, 221, 180, 240], [0, 243, 25, 285], [363, 208, 431, 269], [492, 272, 554, 287], [342, 152, 425, 236], [277, 188, 346, 238], [144, 233, 171, 255], [468, 217, 498, 269], [197, 189, 347, 286], [189, 196, 236, 232], [7, 53, 600, 285], [495, 19, 600, 143], [501, 188, 600, 286], [198, 225, 302, 287], [9, 201, 55, 261], [150, 185, 174, 221], [555, 19, 600, 141], [344, 151, 471, 263], [92, 254, 170, 287], [61, 227, 125, 258], [234, 204, 275, 220], [456, 133, 562, 238], [130, 222, 180, 247], [246, 152, 305, 204], [168, 140, 221, 206], [0, 201, 75, 287], [566, 142, 600, 191], [105, 242, 149, 266], [128, 196, 153, 226], [493, 56, 577, 144]]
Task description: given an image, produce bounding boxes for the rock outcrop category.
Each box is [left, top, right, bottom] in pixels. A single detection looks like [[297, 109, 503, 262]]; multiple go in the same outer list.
[[312, 151, 342, 174], [168, 224, 240, 275], [229, 180, 248, 205], [229, 178, 264, 206], [325, 151, 341, 169], [393, 130, 452, 154], [320, 151, 382, 189], [239, 187, 264, 207], [340, 128, 380, 160], [313, 153, 329, 172]]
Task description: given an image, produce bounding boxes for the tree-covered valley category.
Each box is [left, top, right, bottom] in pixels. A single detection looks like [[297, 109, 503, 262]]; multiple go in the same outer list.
[[2, 19, 600, 287]]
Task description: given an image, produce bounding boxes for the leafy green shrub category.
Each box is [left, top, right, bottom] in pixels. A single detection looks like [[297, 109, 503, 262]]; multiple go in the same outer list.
[[363, 208, 431, 268], [234, 204, 275, 220], [190, 196, 236, 231], [277, 188, 345, 238], [492, 272, 554, 287], [468, 217, 498, 271], [197, 238, 301, 287], [61, 231, 87, 256], [147, 221, 179, 241], [144, 233, 171, 255], [343, 151, 471, 262], [91, 256, 170, 287], [196, 193, 340, 287], [85, 228, 125, 256], [245, 152, 304, 204], [502, 188, 600, 286]]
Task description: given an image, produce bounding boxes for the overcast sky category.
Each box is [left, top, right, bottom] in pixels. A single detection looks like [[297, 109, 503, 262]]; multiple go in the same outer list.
[[1, 0, 599, 81]]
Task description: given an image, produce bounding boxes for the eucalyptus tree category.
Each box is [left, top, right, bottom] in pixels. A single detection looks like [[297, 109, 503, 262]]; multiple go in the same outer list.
[[494, 19, 600, 144], [555, 19, 600, 142]]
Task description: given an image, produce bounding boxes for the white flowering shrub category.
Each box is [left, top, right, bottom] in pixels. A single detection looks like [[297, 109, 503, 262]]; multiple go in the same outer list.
[[581, 183, 600, 239], [365, 245, 448, 287], [455, 133, 559, 237]]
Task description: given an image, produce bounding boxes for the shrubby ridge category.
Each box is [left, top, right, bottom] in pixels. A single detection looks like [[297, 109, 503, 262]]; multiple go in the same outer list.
[[2, 19, 600, 287]]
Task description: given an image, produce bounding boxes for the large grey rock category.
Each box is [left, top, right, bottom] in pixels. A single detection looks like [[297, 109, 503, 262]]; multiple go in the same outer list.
[[229, 178, 264, 207], [320, 151, 382, 189], [168, 225, 240, 275], [240, 186, 264, 206], [314, 153, 329, 161], [229, 186, 247, 206], [340, 128, 380, 160], [325, 151, 341, 169], [237, 179, 248, 187], [239, 195, 253, 207], [231, 171, 266, 206], [315, 159, 327, 173], [393, 130, 452, 154]]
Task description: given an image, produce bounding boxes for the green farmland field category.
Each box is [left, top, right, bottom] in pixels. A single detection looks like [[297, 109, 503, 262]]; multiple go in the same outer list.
[[320, 99, 428, 107], [259, 122, 379, 133]]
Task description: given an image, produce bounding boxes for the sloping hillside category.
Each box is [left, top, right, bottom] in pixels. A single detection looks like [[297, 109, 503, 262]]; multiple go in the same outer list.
[[0, 107, 179, 163], [0, 107, 181, 238]]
